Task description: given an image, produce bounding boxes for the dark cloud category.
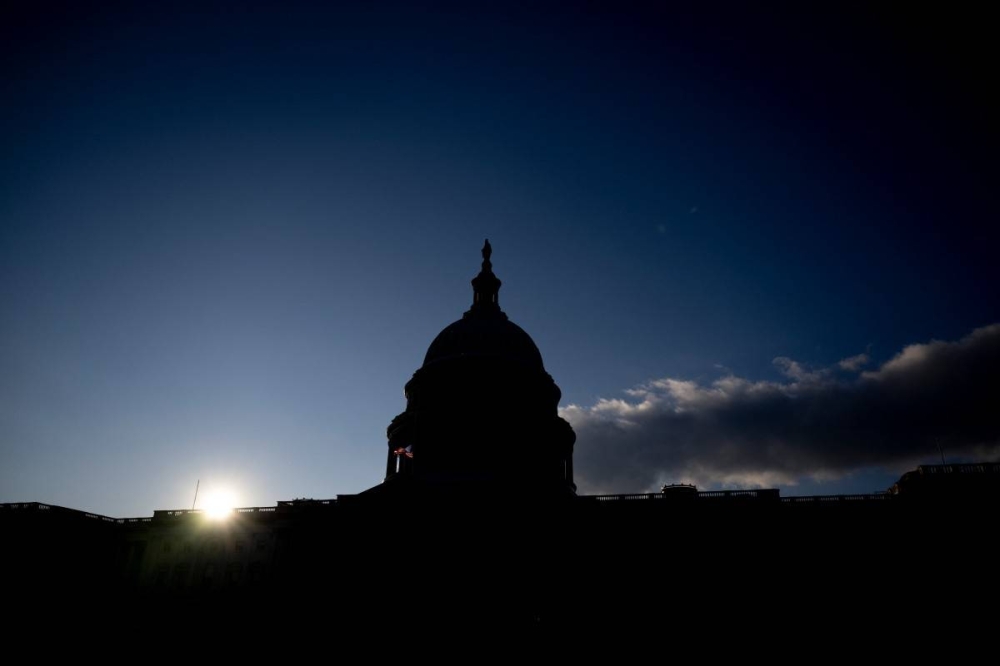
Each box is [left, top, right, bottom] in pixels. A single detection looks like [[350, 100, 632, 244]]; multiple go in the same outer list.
[[562, 324, 1000, 493]]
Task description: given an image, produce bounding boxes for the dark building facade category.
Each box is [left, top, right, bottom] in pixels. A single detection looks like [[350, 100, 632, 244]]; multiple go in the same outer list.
[[4, 243, 998, 646]]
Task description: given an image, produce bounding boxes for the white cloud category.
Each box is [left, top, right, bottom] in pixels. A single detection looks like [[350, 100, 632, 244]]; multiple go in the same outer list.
[[837, 353, 869, 372], [773, 357, 828, 383], [563, 324, 1000, 494]]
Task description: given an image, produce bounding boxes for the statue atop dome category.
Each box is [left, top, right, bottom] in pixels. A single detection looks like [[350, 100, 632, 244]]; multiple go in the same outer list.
[[470, 238, 502, 314]]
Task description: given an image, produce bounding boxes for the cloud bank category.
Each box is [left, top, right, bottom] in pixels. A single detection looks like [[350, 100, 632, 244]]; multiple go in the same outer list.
[[561, 324, 1000, 493]]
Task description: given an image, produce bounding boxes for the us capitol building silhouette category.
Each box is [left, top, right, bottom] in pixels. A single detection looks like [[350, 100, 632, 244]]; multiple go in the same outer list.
[[3, 241, 998, 642]]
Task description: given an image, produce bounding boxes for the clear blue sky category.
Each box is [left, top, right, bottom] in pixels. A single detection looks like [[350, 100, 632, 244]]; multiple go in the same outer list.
[[3, 3, 997, 516]]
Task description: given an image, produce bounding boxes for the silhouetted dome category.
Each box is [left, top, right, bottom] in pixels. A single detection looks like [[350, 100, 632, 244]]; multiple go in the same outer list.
[[381, 239, 576, 496], [423, 313, 544, 370], [420, 239, 544, 371]]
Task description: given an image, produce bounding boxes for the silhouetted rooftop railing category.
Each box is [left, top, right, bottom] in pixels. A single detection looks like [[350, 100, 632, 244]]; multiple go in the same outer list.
[[2, 501, 116, 520], [780, 493, 891, 503], [144, 499, 339, 520], [275, 499, 336, 508], [153, 509, 201, 519], [0, 500, 337, 523], [590, 493, 660, 501], [1, 502, 54, 512], [917, 463, 1000, 475], [589, 489, 780, 502], [699, 489, 780, 500], [587, 489, 897, 503]]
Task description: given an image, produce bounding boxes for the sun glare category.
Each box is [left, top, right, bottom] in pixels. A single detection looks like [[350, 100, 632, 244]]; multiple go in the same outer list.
[[201, 490, 237, 520]]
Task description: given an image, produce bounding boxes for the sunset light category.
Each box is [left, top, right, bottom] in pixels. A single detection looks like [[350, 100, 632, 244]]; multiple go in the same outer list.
[[200, 490, 237, 520]]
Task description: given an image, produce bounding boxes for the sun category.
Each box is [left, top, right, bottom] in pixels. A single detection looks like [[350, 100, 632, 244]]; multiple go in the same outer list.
[[200, 489, 237, 520]]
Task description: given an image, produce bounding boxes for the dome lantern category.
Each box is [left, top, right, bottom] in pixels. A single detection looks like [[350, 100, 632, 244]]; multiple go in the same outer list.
[[470, 239, 502, 312]]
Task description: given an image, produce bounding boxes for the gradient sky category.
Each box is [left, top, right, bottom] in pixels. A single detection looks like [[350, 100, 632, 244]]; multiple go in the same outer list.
[[3, 3, 997, 516]]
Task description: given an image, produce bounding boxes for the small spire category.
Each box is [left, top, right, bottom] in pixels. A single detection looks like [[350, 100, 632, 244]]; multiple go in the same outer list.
[[469, 239, 502, 315]]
